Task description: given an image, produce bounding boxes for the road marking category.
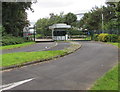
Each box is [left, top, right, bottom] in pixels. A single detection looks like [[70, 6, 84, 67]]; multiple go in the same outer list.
[[40, 42, 58, 51], [0, 78, 35, 91]]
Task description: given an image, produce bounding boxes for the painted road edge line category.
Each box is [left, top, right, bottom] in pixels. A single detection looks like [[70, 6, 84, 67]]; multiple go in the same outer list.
[[0, 78, 35, 91]]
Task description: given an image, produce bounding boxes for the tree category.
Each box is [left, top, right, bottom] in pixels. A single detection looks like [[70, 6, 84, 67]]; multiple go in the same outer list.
[[78, 6, 116, 33], [2, 2, 33, 36], [36, 13, 65, 37], [64, 12, 77, 26], [36, 18, 50, 37], [116, 1, 120, 34], [36, 12, 79, 37]]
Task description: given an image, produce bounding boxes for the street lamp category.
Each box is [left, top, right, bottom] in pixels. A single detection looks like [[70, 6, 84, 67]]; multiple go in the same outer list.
[[101, 12, 104, 33], [33, 25, 36, 41]]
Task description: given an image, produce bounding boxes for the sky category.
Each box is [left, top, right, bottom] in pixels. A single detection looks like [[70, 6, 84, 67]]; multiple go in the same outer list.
[[27, 0, 107, 24]]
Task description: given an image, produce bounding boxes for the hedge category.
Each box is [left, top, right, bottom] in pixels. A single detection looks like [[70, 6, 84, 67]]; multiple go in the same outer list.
[[93, 34, 99, 41], [94, 33, 119, 42], [98, 33, 110, 42], [2, 34, 30, 46], [110, 34, 119, 42]]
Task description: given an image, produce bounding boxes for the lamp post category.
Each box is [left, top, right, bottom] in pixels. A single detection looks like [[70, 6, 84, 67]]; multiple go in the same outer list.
[[33, 25, 36, 41], [102, 13, 104, 33]]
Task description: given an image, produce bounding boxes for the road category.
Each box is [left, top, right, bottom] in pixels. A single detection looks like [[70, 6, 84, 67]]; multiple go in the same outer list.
[[1, 41, 118, 90], [2, 42, 70, 54]]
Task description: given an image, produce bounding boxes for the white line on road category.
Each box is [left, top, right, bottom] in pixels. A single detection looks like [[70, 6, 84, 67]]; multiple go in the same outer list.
[[39, 42, 58, 51], [0, 78, 35, 91]]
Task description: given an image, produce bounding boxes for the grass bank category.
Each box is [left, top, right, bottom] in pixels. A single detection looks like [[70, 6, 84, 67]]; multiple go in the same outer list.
[[1, 50, 66, 67], [91, 65, 118, 90], [84, 36, 91, 40], [0, 42, 35, 50], [107, 42, 119, 48], [1, 41, 81, 68]]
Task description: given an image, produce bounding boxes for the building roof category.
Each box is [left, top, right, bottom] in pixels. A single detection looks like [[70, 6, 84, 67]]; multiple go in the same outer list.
[[49, 23, 71, 29]]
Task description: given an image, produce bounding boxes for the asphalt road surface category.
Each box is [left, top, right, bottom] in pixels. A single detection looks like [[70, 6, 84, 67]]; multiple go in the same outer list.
[[2, 42, 70, 54], [1, 41, 118, 90], [2, 42, 56, 54]]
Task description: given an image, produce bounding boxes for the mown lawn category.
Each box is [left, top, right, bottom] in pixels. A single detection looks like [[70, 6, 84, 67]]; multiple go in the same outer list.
[[91, 65, 118, 90], [1, 41, 80, 68], [0, 42, 35, 50], [1, 50, 66, 67]]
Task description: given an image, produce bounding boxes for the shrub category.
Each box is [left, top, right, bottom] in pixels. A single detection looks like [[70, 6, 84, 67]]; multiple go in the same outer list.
[[98, 33, 110, 42], [2, 34, 30, 46], [110, 34, 118, 42], [97, 33, 119, 42], [94, 34, 99, 41]]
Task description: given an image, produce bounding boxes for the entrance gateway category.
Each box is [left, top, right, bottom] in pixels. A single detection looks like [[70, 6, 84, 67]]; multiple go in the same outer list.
[[49, 23, 71, 40]]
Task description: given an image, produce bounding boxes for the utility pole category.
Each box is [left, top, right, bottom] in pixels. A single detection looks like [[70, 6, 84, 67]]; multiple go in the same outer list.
[[34, 25, 36, 41], [102, 13, 104, 33]]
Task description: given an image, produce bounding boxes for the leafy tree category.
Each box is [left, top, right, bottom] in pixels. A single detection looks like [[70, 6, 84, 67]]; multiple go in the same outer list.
[[36, 18, 50, 37], [78, 6, 116, 33], [36, 12, 79, 37], [116, 1, 120, 34], [2, 2, 33, 37], [64, 12, 77, 26], [36, 13, 66, 37]]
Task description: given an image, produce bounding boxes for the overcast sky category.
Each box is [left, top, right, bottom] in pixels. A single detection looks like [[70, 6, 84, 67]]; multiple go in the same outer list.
[[27, 0, 106, 23]]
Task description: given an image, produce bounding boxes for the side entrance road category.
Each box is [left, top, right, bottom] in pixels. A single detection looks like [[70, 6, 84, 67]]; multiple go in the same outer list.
[[1, 41, 118, 90], [2, 42, 71, 54], [2, 42, 57, 54]]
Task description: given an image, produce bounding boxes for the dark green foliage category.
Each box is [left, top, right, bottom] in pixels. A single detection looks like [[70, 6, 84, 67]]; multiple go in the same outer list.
[[69, 30, 83, 35], [93, 34, 99, 41], [64, 13, 77, 26], [2, 2, 33, 37], [110, 34, 118, 42], [78, 6, 117, 34], [2, 34, 28, 46], [36, 12, 78, 37]]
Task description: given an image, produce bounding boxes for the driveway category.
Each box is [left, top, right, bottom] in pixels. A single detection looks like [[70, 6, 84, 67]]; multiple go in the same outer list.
[[1, 41, 118, 90], [2, 42, 70, 54], [2, 42, 56, 54]]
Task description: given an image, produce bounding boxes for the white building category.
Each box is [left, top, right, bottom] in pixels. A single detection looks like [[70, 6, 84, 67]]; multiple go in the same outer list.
[[49, 23, 71, 40]]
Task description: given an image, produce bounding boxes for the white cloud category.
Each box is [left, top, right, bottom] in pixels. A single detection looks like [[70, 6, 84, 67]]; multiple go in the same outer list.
[[27, 0, 106, 23]]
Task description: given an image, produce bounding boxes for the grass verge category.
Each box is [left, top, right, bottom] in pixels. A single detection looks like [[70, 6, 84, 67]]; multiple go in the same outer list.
[[84, 36, 91, 40], [0, 42, 35, 50], [1, 50, 66, 67], [107, 42, 119, 48], [91, 65, 118, 90], [1, 41, 81, 68]]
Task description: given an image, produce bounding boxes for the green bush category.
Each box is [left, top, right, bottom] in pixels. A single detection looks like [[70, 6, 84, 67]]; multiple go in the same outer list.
[[98, 33, 110, 42], [94, 34, 99, 41], [96, 33, 119, 42], [2, 34, 29, 46], [110, 34, 118, 42]]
